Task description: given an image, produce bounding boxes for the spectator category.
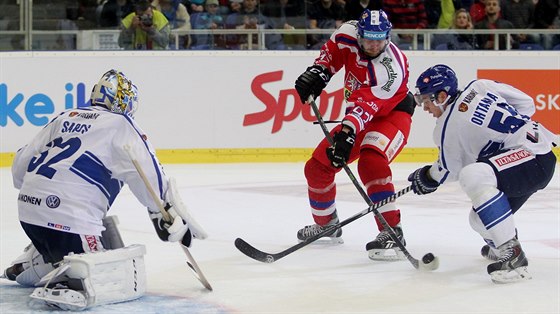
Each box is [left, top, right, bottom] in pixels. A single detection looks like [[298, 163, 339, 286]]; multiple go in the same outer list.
[[436, 0, 461, 29], [475, 0, 516, 50], [344, 0, 382, 21], [470, 0, 487, 23], [153, 0, 192, 49], [433, 8, 478, 49], [186, 0, 206, 14], [261, 0, 306, 49], [424, 0, 443, 28], [191, 0, 225, 49], [382, 0, 429, 48], [119, 0, 171, 50], [307, 0, 345, 49], [224, 0, 283, 50], [98, 0, 134, 28], [533, 0, 560, 49], [501, 0, 536, 45], [226, 0, 243, 15]]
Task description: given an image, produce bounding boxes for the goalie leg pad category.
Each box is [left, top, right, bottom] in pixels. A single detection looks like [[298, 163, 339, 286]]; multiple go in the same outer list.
[[101, 215, 125, 249], [5, 243, 55, 287], [30, 244, 147, 310]]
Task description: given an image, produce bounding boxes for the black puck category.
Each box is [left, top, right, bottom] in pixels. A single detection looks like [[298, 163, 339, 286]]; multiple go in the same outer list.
[[422, 253, 435, 264]]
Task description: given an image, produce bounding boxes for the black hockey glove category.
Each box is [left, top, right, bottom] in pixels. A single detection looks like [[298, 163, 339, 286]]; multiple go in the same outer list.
[[326, 130, 355, 168], [149, 204, 192, 247], [408, 165, 439, 195], [295, 65, 331, 104]]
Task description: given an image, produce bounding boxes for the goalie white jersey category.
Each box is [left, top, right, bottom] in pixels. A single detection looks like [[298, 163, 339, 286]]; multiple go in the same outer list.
[[428, 79, 557, 183], [12, 106, 168, 236]]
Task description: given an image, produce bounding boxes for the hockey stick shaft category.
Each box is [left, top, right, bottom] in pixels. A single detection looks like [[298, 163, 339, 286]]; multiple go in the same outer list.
[[235, 185, 412, 263], [307, 96, 421, 269], [123, 145, 213, 291]]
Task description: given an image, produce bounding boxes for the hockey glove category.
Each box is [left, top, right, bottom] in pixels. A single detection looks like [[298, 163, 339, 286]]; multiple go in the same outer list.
[[150, 203, 192, 247], [326, 130, 355, 168], [408, 165, 439, 195], [295, 65, 331, 104]]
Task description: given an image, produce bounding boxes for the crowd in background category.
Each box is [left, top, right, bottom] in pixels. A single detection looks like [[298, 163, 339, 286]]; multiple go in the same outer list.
[[0, 0, 559, 50]]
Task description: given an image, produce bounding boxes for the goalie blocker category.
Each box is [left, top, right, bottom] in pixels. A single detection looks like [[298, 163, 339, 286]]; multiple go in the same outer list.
[[31, 244, 147, 311]]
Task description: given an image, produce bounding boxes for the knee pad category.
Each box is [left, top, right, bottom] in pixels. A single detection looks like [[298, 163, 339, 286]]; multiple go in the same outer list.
[[304, 157, 335, 188], [459, 163, 497, 206], [31, 244, 147, 310], [9, 244, 55, 287]]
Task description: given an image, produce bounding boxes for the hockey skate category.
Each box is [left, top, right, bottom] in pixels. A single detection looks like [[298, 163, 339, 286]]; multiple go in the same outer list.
[[482, 229, 518, 261], [366, 225, 406, 261], [487, 238, 531, 284], [480, 245, 499, 261], [296, 216, 343, 244]]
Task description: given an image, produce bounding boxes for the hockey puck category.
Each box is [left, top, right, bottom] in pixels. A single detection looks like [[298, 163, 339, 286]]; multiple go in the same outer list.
[[422, 253, 435, 264]]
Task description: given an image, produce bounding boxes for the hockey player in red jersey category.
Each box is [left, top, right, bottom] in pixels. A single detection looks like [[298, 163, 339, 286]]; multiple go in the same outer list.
[[294, 9, 415, 260]]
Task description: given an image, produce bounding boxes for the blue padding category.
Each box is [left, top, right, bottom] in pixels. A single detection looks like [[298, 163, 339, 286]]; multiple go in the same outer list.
[[369, 191, 394, 203], [309, 199, 335, 210], [474, 191, 512, 229]]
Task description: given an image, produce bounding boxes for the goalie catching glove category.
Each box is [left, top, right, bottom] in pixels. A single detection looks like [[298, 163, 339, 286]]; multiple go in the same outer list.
[[295, 65, 331, 103], [326, 129, 355, 168], [408, 165, 439, 195], [150, 177, 208, 247]]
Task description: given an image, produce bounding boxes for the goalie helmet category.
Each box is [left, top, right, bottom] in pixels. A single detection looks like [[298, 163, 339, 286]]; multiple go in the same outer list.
[[357, 9, 392, 41], [90, 70, 138, 118], [414, 64, 459, 108]]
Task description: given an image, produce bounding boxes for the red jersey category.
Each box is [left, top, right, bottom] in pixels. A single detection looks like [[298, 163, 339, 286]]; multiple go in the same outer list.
[[313, 21, 410, 134]]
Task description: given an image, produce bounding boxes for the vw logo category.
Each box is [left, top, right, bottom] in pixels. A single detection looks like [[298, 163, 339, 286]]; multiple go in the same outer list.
[[45, 195, 60, 208]]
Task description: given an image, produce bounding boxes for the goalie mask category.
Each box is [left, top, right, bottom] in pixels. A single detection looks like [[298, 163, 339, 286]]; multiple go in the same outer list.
[[90, 70, 139, 118], [414, 64, 459, 109]]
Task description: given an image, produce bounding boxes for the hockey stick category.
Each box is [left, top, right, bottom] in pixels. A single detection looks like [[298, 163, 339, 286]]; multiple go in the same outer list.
[[235, 185, 411, 263], [124, 145, 213, 291], [306, 96, 439, 271]]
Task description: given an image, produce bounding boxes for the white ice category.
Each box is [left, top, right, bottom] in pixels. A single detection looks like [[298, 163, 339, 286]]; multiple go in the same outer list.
[[1, 162, 559, 313]]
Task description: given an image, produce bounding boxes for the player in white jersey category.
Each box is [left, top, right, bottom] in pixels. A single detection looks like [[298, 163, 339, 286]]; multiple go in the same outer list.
[[2, 69, 206, 309], [408, 64, 557, 283]]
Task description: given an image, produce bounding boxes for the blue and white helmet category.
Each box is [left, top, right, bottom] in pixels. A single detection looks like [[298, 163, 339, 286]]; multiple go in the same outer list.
[[90, 69, 139, 118], [414, 64, 459, 107], [357, 9, 392, 40]]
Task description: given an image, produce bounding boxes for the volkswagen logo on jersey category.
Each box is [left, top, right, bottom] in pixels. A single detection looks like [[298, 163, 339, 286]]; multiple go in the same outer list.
[[46, 195, 61, 208]]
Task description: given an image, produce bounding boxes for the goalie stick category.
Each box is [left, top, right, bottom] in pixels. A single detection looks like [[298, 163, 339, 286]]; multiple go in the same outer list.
[[235, 185, 411, 263], [124, 145, 213, 291], [307, 96, 439, 271]]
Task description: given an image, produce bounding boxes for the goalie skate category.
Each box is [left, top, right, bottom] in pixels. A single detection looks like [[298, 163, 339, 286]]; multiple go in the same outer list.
[[31, 285, 87, 311], [296, 217, 343, 244], [487, 238, 531, 284], [366, 225, 406, 261]]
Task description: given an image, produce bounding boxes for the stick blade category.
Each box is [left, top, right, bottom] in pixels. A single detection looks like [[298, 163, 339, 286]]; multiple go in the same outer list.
[[234, 238, 276, 263]]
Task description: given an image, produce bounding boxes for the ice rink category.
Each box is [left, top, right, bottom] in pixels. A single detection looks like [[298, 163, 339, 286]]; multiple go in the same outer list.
[[1, 162, 559, 313]]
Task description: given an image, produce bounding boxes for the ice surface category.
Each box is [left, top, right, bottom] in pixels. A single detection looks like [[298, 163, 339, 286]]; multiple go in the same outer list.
[[1, 163, 559, 313]]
